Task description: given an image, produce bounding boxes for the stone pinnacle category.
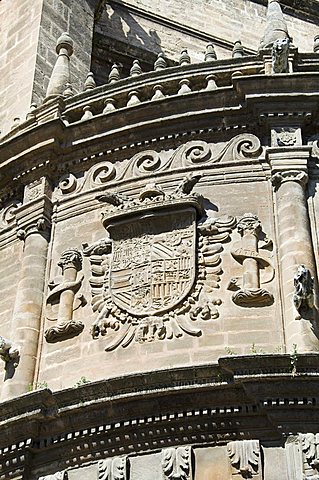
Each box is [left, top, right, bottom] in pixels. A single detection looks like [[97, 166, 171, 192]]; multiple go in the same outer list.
[[259, 0, 290, 50]]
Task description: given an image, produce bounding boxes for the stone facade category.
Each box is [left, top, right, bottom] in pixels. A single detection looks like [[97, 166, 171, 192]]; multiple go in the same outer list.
[[1, 0, 319, 479]]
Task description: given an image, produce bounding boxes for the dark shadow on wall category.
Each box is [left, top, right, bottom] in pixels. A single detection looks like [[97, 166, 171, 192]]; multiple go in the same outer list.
[[91, 0, 165, 85]]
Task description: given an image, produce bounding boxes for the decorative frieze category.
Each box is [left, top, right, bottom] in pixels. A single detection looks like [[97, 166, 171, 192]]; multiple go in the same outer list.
[[56, 134, 262, 198], [45, 249, 85, 343], [162, 446, 192, 480]]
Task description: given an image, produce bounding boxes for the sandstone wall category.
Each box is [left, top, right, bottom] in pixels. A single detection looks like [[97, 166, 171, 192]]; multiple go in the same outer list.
[[0, 0, 43, 136], [95, 0, 319, 66]]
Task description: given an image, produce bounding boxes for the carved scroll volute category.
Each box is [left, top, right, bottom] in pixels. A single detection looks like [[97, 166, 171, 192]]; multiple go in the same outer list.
[[229, 213, 274, 307], [44, 249, 85, 343], [227, 440, 260, 478], [161, 446, 193, 480]]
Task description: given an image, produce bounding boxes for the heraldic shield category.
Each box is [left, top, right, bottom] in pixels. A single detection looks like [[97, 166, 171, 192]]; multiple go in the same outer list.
[[108, 208, 196, 317]]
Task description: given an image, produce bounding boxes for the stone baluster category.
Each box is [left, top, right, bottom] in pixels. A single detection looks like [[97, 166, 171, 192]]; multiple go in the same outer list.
[[130, 59, 142, 77], [232, 40, 244, 58], [267, 144, 319, 351], [0, 177, 53, 400], [45, 32, 73, 100], [205, 43, 217, 62], [108, 64, 120, 83], [84, 72, 96, 91], [154, 53, 167, 70], [179, 49, 191, 66]]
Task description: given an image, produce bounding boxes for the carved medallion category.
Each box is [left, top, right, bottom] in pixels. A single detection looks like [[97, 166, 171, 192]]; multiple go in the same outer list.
[[84, 176, 236, 350]]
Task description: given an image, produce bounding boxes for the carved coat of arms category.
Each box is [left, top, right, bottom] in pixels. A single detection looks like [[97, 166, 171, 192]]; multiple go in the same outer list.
[[84, 176, 236, 350]]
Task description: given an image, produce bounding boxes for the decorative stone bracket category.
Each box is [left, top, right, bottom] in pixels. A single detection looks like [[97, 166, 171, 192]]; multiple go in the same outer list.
[[0, 336, 20, 368], [227, 440, 260, 478], [45, 249, 85, 343], [162, 446, 193, 480], [98, 457, 127, 480]]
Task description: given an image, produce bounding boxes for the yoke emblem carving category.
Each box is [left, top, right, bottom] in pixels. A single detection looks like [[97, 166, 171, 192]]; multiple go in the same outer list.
[[84, 176, 236, 350]]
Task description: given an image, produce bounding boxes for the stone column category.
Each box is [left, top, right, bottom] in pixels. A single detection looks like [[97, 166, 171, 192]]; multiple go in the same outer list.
[[267, 146, 319, 352], [0, 178, 52, 400]]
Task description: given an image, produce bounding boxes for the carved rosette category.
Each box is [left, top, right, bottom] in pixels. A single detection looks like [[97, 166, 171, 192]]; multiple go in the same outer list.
[[84, 177, 236, 351], [161, 446, 192, 480], [98, 457, 127, 480], [45, 248, 85, 343], [227, 440, 260, 478], [229, 214, 274, 307]]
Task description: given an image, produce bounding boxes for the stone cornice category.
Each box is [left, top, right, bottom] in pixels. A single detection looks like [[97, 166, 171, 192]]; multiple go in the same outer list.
[[1, 355, 319, 477]]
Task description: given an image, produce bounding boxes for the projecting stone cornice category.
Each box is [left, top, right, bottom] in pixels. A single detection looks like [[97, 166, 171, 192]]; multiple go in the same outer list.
[[1, 59, 319, 197], [1, 354, 319, 478]]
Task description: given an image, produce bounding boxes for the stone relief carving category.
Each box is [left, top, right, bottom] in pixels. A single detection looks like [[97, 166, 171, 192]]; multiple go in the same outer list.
[[56, 134, 262, 198], [161, 446, 192, 480], [0, 336, 20, 368], [272, 38, 290, 73], [98, 457, 127, 480], [83, 176, 236, 350], [45, 249, 86, 343], [38, 472, 68, 480], [0, 200, 21, 230], [300, 433, 319, 479], [228, 213, 274, 307], [271, 127, 300, 147], [227, 440, 260, 478], [293, 265, 315, 320]]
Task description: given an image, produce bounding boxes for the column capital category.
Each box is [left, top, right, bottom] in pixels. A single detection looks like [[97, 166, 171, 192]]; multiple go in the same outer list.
[[15, 196, 53, 241], [271, 170, 309, 189], [15, 177, 53, 241], [58, 248, 83, 272]]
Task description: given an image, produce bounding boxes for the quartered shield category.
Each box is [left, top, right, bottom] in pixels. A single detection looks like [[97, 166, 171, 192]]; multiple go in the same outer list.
[[108, 208, 196, 316]]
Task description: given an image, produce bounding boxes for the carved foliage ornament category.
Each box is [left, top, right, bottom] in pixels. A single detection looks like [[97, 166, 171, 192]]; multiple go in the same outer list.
[[57, 134, 262, 197], [162, 446, 192, 480], [84, 176, 236, 350], [98, 457, 127, 480], [227, 440, 260, 478]]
